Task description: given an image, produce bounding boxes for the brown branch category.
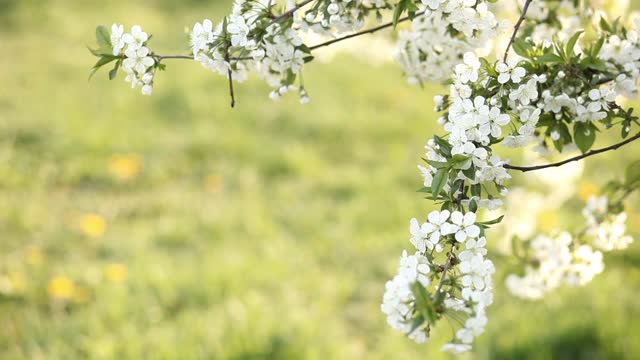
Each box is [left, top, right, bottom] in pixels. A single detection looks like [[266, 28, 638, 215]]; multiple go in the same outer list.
[[224, 48, 236, 108], [435, 251, 455, 295], [503, 0, 533, 62], [153, 7, 425, 62], [270, 0, 314, 24], [153, 54, 193, 60], [504, 131, 640, 173], [309, 11, 425, 51]]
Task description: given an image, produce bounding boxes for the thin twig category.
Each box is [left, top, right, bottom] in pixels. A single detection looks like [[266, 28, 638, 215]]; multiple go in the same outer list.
[[310, 11, 425, 51], [149, 1, 314, 63], [503, 0, 533, 62], [153, 54, 193, 60], [504, 131, 640, 173], [436, 251, 455, 295], [224, 48, 236, 108], [152, 8, 425, 62], [270, 0, 314, 24]]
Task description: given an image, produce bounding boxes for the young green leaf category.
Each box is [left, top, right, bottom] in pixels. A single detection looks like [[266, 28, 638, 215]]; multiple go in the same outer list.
[[96, 25, 112, 48], [625, 160, 640, 186], [565, 31, 583, 58], [574, 122, 596, 153], [431, 168, 448, 197]]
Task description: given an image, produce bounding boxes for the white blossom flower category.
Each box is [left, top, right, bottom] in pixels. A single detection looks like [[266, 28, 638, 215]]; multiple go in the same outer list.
[[496, 58, 526, 84], [191, 19, 215, 56], [228, 14, 250, 47], [122, 25, 148, 50], [449, 211, 481, 242], [123, 46, 155, 74], [409, 218, 444, 253], [111, 23, 126, 55], [455, 52, 481, 84]]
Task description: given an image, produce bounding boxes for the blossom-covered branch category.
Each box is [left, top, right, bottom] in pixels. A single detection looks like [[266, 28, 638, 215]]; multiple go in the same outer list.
[[89, 0, 640, 355]]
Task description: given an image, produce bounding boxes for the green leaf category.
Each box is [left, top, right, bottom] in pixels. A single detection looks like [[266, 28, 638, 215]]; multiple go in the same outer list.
[[469, 199, 478, 212], [96, 25, 112, 48], [87, 46, 112, 57], [392, 0, 407, 28], [449, 154, 470, 169], [581, 57, 607, 71], [298, 44, 312, 53], [89, 55, 118, 80], [557, 122, 572, 142], [599, 16, 612, 32], [431, 168, 448, 197], [574, 122, 596, 153], [591, 36, 605, 57], [433, 136, 452, 158], [462, 166, 476, 180], [303, 55, 314, 63], [426, 160, 449, 169], [565, 31, 583, 57], [534, 52, 563, 65], [512, 38, 532, 58], [108, 60, 120, 80], [479, 215, 504, 226], [625, 160, 640, 186], [408, 316, 425, 335], [471, 184, 481, 198]]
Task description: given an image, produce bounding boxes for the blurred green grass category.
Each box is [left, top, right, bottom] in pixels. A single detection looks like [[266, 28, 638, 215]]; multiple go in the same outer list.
[[0, 0, 639, 359]]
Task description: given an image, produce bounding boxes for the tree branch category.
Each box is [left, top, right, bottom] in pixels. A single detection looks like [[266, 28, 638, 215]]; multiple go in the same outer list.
[[153, 54, 193, 60], [504, 131, 640, 173], [150, 8, 425, 63], [224, 48, 236, 108], [503, 0, 533, 62], [270, 0, 314, 24], [435, 251, 455, 295], [309, 11, 425, 51]]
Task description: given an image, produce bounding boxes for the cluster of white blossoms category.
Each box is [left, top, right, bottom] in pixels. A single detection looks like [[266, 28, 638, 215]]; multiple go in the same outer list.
[[505, 232, 604, 300], [94, 1, 640, 355], [395, 0, 505, 84], [382, 208, 495, 353], [382, 0, 640, 349], [583, 195, 633, 251], [526, 0, 584, 45], [302, 0, 388, 35], [381, 250, 432, 343], [110, 24, 156, 95], [189, 1, 311, 101], [506, 194, 634, 300]]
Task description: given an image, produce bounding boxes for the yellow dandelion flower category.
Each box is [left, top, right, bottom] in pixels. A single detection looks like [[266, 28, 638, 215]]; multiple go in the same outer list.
[[205, 174, 224, 193], [79, 214, 106, 238], [104, 263, 128, 283], [108, 154, 142, 181], [48, 276, 75, 300], [577, 181, 598, 202], [24, 245, 43, 265]]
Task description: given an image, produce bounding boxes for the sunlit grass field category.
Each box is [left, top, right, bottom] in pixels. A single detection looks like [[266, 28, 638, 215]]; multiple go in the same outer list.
[[1, 0, 640, 359]]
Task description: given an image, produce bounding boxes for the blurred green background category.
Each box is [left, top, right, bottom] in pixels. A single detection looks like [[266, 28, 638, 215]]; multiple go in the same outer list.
[[1, 0, 640, 359]]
